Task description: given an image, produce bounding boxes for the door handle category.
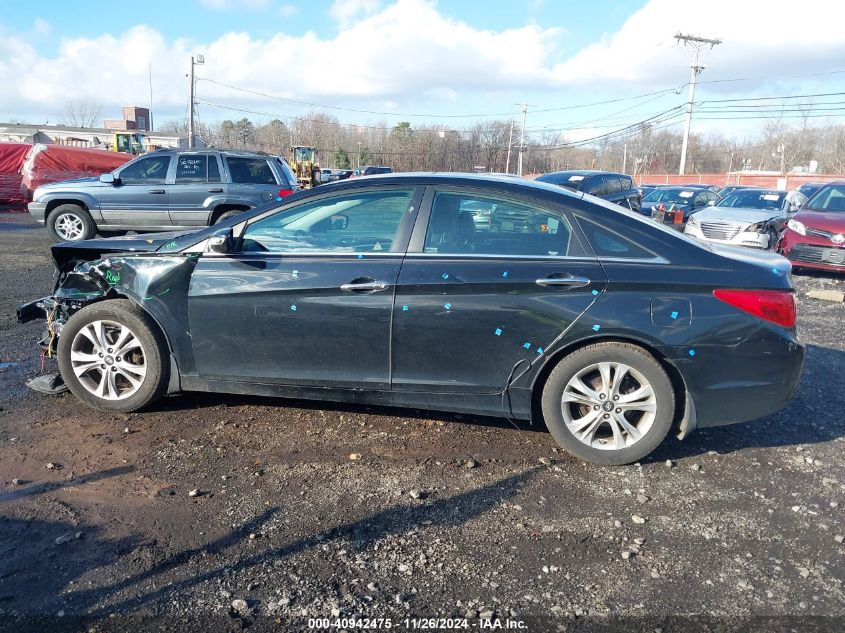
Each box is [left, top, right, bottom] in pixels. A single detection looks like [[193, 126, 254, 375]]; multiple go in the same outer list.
[[148, 189, 165, 194], [340, 280, 390, 292], [207, 188, 223, 193], [535, 275, 591, 288]]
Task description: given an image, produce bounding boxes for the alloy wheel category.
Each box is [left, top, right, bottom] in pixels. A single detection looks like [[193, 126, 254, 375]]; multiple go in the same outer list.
[[560, 362, 657, 450], [69, 319, 147, 400], [54, 213, 85, 241]]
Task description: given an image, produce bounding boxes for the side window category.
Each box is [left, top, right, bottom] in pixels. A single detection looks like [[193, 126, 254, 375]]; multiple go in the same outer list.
[[175, 155, 209, 183], [208, 156, 221, 183], [577, 217, 656, 259], [620, 176, 633, 191], [118, 155, 171, 185], [585, 176, 604, 196], [693, 191, 709, 206], [607, 177, 623, 195], [423, 192, 574, 257], [241, 189, 413, 253], [226, 157, 278, 185]]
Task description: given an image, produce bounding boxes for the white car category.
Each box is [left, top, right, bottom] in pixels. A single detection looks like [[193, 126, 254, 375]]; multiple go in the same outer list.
[[683, 189, 805, 250]]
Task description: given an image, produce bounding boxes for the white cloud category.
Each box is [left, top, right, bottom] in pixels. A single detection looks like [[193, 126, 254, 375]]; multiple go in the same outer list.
[[1, 0, 843, 128], [550, 0, 845, 90], [328, 0, 381, 26]]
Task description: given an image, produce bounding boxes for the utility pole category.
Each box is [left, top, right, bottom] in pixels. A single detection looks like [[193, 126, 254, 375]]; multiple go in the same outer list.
[[505, 118, 514, 174], [622, 143, 628, 173], [188, 54, 204, 148], [675, 33, 721, 176], [515, 102, 534, 176], [148, 63, 154, 132]]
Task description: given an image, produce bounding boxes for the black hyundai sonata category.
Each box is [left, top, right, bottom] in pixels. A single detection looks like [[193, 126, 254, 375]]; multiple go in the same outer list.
[[18, 173, 804, 465]]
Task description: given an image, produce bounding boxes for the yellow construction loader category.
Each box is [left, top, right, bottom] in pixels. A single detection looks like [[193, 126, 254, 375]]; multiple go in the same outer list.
[[290, 146, 321, 188], [112, 132, 146, 155]]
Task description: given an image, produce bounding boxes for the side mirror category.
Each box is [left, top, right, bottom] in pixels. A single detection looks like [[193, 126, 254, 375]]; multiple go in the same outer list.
[[99, 173, 116, 184], [206, 228, 233, 255]]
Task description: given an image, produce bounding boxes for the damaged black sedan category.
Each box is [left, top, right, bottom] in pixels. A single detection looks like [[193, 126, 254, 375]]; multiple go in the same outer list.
[[19, 173, 805, 465]]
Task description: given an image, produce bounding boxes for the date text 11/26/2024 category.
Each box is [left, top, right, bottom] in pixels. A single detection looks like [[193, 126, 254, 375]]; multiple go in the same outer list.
[[307, 617, 528, 630]]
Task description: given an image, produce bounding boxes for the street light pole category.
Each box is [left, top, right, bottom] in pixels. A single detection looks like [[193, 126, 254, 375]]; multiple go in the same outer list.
[[188, 54, 204, 149]]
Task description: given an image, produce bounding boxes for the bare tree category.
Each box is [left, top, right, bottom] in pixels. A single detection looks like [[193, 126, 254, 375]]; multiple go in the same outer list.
[[59, 99, 104, 128]]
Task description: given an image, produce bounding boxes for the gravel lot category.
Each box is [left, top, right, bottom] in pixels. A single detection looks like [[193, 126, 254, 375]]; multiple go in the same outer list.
[[0, 212, 843, 632]]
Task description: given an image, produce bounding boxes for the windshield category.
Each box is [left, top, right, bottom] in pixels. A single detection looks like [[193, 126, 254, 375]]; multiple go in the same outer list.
[[716, 190, 786, 210], [642, 188, 696, 204], [805, 184, 845, 212]]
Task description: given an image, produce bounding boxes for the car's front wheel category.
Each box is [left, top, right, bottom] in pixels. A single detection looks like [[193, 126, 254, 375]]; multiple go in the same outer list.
[[57, 300, 169, 412], [541, 342, 675, 465], [46, 204, 96, 242]]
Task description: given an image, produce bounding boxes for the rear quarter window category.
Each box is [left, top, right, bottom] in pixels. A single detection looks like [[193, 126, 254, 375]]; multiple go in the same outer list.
[[577, 216, 657, 259], [226, 157, 278, 185]]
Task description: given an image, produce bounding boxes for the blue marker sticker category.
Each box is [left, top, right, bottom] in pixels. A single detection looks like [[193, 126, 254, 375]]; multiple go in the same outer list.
[[591, 289, 599, 296], [494, 327, 502, 336], [670, 310, 679, 320], [771, 267, 782, 275], [276, 196, 283, 201], [291, 305, 297, 311], [592, 324, 601, 332], [357, 254, 364, 259], [402, 305, 409, 311], [536, 347, 544, 354], [523, 342, 531, 349], [444, 303, 452, 310], [442, 272, 449, 280], [502, 271, 509, 278], [688, 349, 696, 357]]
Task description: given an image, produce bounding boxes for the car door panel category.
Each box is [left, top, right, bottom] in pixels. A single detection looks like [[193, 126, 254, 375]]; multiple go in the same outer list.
[[188, 255, 403, 387], [187, 186, 423, 388], [392, 187, 607, 394], [169, 154, 223, 227], [98, 154, 173, 227]]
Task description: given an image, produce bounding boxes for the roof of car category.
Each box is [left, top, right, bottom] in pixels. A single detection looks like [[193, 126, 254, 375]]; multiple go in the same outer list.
[[315, 171, 586, 199], [539, 170, 628, 177]]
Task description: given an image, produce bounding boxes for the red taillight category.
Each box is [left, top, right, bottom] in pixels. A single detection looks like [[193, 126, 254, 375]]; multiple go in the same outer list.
[[713, 289, 796, 327], [278, 188, 294, 197]]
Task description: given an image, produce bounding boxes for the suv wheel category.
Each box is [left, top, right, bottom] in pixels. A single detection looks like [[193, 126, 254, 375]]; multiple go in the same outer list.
[[214, 209, 244, 224], [57, 300, 169, 412], [47, 204, 96, 243], [541, 342, 675, 465]]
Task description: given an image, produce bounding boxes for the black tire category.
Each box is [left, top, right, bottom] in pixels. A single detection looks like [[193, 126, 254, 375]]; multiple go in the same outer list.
[[214, 209, 244, 224], [541, 342, 675, 465], [46, 204, 96, 243], [57, 299, 169, 412]]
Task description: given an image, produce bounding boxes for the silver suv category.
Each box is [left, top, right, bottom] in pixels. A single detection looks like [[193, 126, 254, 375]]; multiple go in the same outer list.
[[28, 150, 300, 242]]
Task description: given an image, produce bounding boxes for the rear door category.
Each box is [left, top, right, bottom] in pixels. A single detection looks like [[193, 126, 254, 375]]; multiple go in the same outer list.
[[98, 154, 173, 227], [168, 154, 224, 227], [392, 187, 607, 394]]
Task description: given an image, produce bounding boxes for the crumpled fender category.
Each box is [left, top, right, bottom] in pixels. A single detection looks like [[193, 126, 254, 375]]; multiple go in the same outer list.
[[55, 254, 200, 373]]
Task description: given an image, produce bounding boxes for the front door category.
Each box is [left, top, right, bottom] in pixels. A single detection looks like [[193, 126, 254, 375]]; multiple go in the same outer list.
[[188, 186, 422, 387], [98, 153, 173, 227], [392, 188, 606, 394]]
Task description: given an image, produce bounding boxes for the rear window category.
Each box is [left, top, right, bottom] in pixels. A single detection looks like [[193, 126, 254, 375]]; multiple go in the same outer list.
[[226, 157, 278, 185], [643, 189, 696, 204]]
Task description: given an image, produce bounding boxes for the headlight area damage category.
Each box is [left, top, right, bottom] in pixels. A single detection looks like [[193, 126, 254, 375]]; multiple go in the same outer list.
[[17, 247, 197, 393]]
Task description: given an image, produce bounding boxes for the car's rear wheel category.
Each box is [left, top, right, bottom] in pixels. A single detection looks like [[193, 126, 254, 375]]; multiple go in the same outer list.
[[541, 342, 675, 465], [57, 300, 169, 412], [47, 204, 96, 242], [213, 209, 246, 224]]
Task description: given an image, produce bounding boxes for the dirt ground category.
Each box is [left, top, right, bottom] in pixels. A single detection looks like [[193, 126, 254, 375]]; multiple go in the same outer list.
[[0, 212, 843, 632]]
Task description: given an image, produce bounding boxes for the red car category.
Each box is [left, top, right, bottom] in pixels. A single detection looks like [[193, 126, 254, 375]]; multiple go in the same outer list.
[[778, 182, 845, 272]]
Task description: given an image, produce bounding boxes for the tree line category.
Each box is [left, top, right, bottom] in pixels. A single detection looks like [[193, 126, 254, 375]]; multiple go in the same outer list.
[[157, 112, 845, 176]]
